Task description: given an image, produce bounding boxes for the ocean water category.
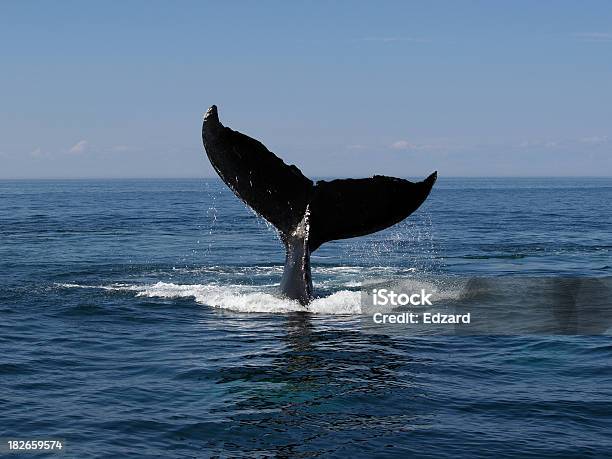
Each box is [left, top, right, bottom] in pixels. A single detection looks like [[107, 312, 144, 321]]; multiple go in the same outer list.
[[1, 177, 611, 458]]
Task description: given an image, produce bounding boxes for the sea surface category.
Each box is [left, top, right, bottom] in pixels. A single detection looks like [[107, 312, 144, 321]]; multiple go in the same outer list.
[[1, 177, 611, 458]]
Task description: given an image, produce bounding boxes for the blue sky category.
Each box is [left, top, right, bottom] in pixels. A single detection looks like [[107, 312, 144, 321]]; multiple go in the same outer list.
[[1, 1, 611, 178]]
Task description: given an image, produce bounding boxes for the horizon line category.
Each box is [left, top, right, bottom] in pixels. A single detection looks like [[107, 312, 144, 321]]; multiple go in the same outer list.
[[1, 175, 612, 181]]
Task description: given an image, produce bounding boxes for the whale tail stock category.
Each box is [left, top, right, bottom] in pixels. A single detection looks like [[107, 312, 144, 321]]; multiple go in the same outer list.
[[202, 105, 437, 304]]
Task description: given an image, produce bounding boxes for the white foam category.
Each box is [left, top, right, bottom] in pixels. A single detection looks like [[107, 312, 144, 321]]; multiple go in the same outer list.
[[136, 281, 308, 313], [54, 266, 460, 316], [344, 281, 362, 288], [55, 282, 138, 292], [309, 290, 362, 314], [57, 281, 362, 315]]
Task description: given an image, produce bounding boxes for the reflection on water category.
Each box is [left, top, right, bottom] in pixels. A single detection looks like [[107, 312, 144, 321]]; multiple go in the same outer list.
[[204, 313, 434, 457]]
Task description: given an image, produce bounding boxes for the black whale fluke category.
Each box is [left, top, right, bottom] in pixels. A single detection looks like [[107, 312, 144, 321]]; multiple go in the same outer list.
[[202, 105, 437, 305]]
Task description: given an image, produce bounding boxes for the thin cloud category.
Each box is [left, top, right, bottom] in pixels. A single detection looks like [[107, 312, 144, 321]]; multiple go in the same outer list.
[[519, 139, 559, 149], [68, 140, 88, 154], [389, 140, 413, 150], [574, 32, 612, 42], [581, 135, 609, 144], [29, 147, 47, 158], [518, 135, 611, 150]]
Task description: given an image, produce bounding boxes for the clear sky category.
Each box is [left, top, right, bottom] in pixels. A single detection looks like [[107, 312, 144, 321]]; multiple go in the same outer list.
[[1, 1, 611, 178]]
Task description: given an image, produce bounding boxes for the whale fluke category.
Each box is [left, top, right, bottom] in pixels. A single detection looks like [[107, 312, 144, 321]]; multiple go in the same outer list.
[[307, 173, 437, 251], [202, 105, 437, 304], [203, 105, 313, 237]]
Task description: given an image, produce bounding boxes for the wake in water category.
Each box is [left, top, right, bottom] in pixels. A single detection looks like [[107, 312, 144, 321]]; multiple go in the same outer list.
[[56, 281, 363, 314], [55, 266, 464, 315], [56, 274, 612, 334], [134, 282, 363, 314]]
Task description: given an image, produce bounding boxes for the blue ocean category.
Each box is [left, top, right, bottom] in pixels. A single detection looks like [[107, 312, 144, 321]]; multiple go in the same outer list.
[[1, 177, 611, 458]]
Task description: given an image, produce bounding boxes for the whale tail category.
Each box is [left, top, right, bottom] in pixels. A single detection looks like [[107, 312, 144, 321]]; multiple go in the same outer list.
[[202, 105, 437, 304]]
